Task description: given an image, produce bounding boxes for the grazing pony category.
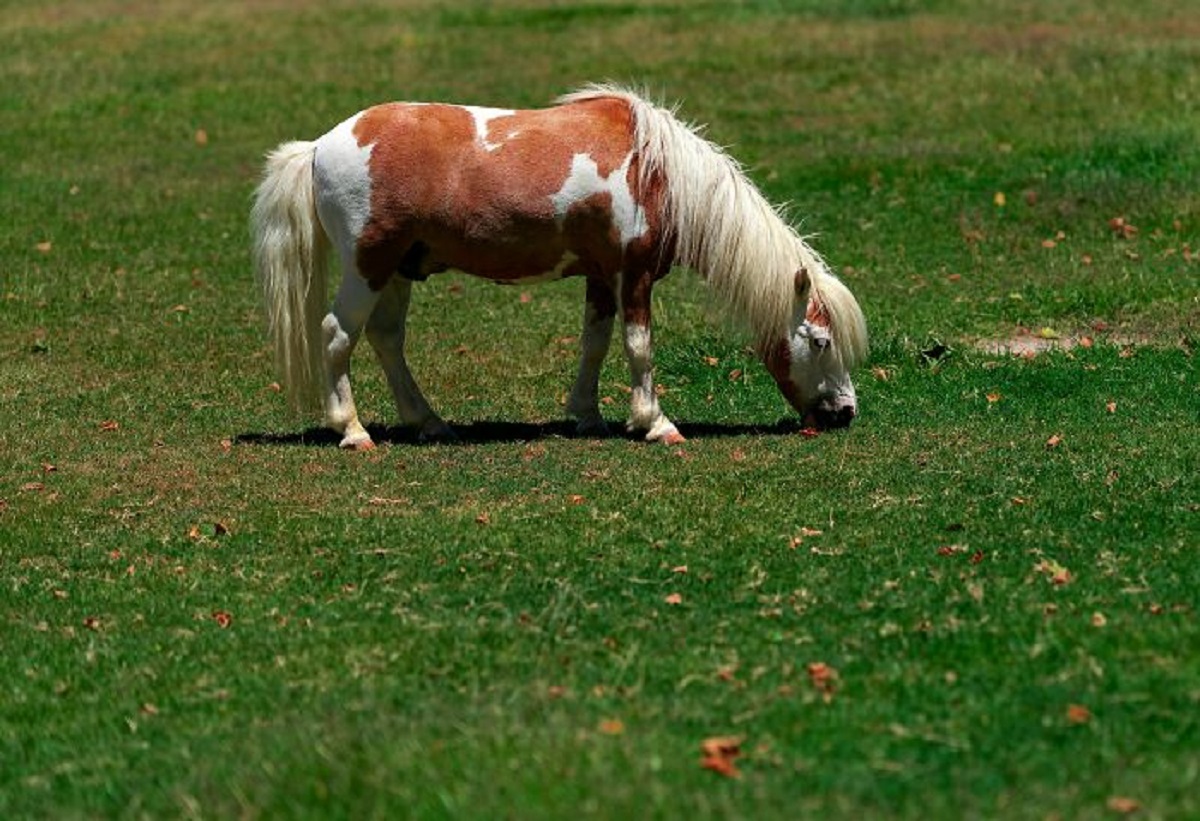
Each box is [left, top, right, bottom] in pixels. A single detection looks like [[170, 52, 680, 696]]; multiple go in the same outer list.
[[252, 85, 867, 448]]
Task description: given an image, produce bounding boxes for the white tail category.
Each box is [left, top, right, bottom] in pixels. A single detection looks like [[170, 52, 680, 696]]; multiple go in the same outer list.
[[251, 140, 328, 413]]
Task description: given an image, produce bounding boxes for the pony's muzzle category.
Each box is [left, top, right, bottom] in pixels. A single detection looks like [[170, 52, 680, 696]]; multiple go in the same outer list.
[[809, 398, 857, 429]]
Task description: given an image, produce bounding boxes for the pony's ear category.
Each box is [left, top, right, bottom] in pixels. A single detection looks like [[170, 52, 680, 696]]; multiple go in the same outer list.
[[794, 267, 811, 297]]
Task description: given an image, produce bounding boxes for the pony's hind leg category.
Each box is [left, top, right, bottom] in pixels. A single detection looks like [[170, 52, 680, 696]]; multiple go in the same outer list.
[[365, 278, 455, 442], [620, 274, 685, 445], [567, 279, 616, 436], [323, 268, 381, 450]]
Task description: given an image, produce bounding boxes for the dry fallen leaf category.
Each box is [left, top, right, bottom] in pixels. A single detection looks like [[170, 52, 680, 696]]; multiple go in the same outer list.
[[664, 592, 683, 605], [986, 392, 1001, 403], [937, 544, 968, 556], [99, 420, 120, 432], [194, 128, 209, 146], [1105, 401, 1117, 413], [700, 736, 743, 779], [36, 241, 53, 253], [1045, 433, 1063, 449], [671, 565, 688, 574], [1067, 703, 1092, 724], [212, 610, 232, 629], [1108, 217, 1138, 239], [83, 616, 100, 631], [1106, 796, 1140, 814], [598, 718, 625, 736], [993, 191, 1006, 207], [1091, 611, 1107, 628], [213, 520, 231, 537], [702, 355, 719, 366], [807, 662, 839, 701], [1034, 559, 1072, 586]]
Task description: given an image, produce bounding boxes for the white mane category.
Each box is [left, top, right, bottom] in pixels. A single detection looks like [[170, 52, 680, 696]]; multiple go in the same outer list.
[[558, 84, 867, 369]]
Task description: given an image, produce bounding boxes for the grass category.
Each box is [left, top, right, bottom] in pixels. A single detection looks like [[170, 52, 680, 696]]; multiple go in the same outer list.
[[2, 1, 1197, 818]]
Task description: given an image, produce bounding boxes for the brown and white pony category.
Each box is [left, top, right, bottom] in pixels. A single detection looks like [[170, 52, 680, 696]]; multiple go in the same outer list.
[[252, 84, 867, 448]]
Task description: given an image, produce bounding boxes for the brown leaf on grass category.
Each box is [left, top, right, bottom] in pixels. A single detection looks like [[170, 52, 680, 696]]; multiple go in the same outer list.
[[871, 366, 892, 381], [36, 241, 53, 253], [807, 662, 839, 701], [194, 128, 208, 146], [970, 550, 985, 565], [567, 494, 585, 505], [799, 427, 820, 438], [1034, 559, 1072, 586], [475, 512, 491, 525], [1108, 217, 1138, 239], [1045, 433, 1063, 449], [702, 355, 719, 366], [187, 524, 202, 540], [213, 520, 230, 537], [598, 718, 625, 736], [1106, 796, 1140, 814], [937, 544, 967, 556], [1106, 401, 1117, 413], [664, 592, 683, 605], [21, 482, 45, 492], [671, 565, 688, 574], [985, 392, 1001, 403], [99, 420, 120, 432], [1091, 611, 1108, 628], [42, 463, 57, 473], [1067, 704, 1092, 724], [83, 616, 100, 631], [220, 438, 232, 451], [212, 610, 232, 629], [700, 736, 743, 779], [518, 292, 532, 304], [730, 448, 746, 462], [727, 368, 743, 381]]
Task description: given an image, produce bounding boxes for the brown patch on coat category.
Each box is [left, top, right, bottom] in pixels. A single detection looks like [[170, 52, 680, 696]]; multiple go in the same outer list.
[[762, 339, 805, 414], [351, 97, 664, 293]]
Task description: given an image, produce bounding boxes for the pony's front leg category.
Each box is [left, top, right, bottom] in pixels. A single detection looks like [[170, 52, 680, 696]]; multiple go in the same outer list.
[[567, 279, 616, 436], [323, 270, 381, 450], [365, 278, 455, 442], [621, 276, 685, 445]]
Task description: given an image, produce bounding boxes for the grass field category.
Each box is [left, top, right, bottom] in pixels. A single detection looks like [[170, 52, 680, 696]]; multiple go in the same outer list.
[[2, 1, 1197, 818]]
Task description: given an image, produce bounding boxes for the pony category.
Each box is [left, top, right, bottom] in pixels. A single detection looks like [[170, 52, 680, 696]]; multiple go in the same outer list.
[[252, 84, 867, 449]]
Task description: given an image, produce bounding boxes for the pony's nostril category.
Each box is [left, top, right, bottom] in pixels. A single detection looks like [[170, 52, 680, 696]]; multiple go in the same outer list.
[[814, 403, 856, 429]]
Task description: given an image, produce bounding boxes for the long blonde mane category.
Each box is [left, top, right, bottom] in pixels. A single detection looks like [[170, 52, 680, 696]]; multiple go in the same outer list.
[[558, 84, 867, 369]]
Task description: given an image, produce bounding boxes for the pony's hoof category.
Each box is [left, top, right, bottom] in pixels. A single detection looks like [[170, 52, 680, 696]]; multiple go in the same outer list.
[[661, 429, 687, 446], [340, 435, 376, 451]]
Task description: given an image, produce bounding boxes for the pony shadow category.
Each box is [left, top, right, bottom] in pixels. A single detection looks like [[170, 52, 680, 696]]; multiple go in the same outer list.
[[235, 418, 807, 447]]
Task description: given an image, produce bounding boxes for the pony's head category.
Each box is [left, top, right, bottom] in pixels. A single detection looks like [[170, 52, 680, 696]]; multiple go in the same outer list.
[[763, 265, 868, 429]]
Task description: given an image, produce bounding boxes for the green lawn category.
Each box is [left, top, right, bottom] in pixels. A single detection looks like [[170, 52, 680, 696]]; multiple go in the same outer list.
[[2, 1, 1197, 818]]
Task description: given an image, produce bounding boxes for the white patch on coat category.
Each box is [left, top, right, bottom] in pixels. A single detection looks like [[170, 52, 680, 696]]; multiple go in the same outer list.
[[550, 152, 648, 247], [313, 111, 375, 252], [463, 106, 516, 152]]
